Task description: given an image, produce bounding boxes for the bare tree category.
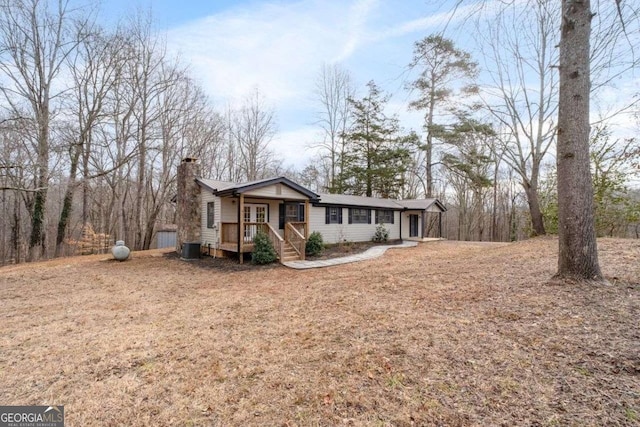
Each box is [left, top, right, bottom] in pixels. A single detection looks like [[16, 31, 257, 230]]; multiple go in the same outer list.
[[231, 89, 277, 181], [55, 26, 127, 255], [476, 0, 558, 236], [313, 63, 354, 193], [0, 122, 31, 263], [0, 0, 87, 259]]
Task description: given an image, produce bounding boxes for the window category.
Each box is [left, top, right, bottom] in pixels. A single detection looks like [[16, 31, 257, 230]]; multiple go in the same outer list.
[[286, 204, 299, 222], [325, 206, 342, 224], [256, 206, 266, 223], [207, 202, 215, 228], [279, 203, 305, 228], [376, 209, 394, 224], [244, 206, 251, 223], [349, 208, 370, 224]]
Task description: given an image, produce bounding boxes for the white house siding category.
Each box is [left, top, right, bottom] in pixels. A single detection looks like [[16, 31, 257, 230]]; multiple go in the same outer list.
[[309, 206, 400, 244], [200, 191, 220, 248], [220, 197, 237, 223], [243, 183, 308, 200]]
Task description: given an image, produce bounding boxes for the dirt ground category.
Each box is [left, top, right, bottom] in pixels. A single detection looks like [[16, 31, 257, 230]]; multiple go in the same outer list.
[[0, 237, 638, 426]]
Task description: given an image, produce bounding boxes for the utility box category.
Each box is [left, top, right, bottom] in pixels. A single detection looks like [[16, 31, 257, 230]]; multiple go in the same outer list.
[[181, 242, 201, 260]]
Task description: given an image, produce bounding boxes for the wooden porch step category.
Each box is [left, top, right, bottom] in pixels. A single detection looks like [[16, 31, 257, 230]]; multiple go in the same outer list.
[[280, 242, 301, 262]]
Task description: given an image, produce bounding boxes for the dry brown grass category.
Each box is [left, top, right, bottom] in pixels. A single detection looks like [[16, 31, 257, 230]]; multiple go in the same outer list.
[[0, 237, 638, 426]]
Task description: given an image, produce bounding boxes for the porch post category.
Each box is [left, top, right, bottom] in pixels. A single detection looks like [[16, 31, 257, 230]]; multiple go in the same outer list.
[[304, 199, 310, 238], [438, 211, 443, 238], [238, 194, 244, 263]]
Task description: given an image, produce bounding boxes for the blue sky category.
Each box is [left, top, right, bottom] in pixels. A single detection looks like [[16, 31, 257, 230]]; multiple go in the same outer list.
[[95, 0, 638, 169], [96, 0, 473, 167]]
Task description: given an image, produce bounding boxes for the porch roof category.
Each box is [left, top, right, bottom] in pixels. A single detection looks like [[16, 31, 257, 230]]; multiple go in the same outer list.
[[397, 198, 447, 212], [197, 176, 319, 200]]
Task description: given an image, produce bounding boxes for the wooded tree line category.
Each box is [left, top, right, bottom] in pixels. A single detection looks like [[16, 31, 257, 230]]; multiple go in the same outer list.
[[0, 0, 637, 266], [306, 0, 639, 243], [0, 0, 288, 263]]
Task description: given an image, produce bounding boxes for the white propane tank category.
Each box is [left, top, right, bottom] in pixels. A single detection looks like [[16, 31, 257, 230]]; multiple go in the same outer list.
[[112, 240, 130, 261]]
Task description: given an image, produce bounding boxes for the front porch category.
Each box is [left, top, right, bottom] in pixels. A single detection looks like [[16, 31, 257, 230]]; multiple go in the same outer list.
[[218, 220, 307, 263], [217, 189, 310, 263], [194, 175, 320, 264]]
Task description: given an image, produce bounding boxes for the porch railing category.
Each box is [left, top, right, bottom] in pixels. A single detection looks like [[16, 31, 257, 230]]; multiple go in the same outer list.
[[285, 222, 306, 260], [221, 222, 270, 244], [243, 222, 269, 243], [220, 221, 304, 261], [288, 221, 305, 236], [265, 223, 284, 261], [221, 222, 239, 244]]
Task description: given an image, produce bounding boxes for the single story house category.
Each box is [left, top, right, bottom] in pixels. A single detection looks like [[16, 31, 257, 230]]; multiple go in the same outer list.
[[176, 158, 446, 263]]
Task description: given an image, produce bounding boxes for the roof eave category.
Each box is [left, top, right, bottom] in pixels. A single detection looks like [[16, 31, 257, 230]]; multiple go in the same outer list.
[[214, 176, 319, 200]]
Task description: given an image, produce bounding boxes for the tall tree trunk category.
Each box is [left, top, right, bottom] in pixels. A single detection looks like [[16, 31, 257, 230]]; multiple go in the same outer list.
[[491, 166, 499, 241], [555, 0, 602, 281], [523, 182, 546, 236], [29, 112, 50, 261], [56, 145, 82, 256], [135, 121, 147, 250], [12, 194, 21, 264], [425, 91, 435, 198]]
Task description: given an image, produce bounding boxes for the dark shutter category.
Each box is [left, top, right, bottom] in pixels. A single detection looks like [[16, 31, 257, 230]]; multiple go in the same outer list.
[[390, 211, 395, 224], [375, 210, 379, 224], [325, 207, 330, 224], [338, 208, 343, 224], [348, 208, 353, 224], [298, 204, 305, 221], [368, 209, 372, 224], [279, 203, 285, 229]]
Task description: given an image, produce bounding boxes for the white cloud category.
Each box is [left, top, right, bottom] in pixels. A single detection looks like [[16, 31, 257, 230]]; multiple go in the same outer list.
[[164, 0, 468, 167], [167, 0, 358, 105], [332, 0, 378, 62], [271, 125, 323, 167]]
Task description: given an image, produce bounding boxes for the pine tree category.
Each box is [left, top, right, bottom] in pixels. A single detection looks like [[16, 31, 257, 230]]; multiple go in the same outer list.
[[340, 81, 412, 198], [408, 35, 478, 197]]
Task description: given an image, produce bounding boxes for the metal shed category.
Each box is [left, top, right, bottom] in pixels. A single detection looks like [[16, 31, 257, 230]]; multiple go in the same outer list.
[[156, 229, 177, 249]]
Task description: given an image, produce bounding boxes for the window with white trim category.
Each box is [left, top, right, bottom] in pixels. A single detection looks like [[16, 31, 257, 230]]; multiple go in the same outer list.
[[207, 202, 215, 228]]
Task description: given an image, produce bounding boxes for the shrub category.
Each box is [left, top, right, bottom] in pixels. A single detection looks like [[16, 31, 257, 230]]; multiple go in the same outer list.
[[372, 223, 389, 242], [251, 231, 277, 264], [306, 231, 324, 256]]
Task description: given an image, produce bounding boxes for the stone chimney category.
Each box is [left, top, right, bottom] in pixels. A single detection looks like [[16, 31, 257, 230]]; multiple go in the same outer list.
[[176, 157, 201, 253]]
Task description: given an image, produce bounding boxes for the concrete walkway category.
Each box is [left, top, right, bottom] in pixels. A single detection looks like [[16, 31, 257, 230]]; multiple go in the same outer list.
[[282, 241, 418, 269]]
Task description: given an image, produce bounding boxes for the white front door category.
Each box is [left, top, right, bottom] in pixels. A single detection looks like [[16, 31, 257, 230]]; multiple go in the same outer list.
[[244, 203, 267, 242]]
